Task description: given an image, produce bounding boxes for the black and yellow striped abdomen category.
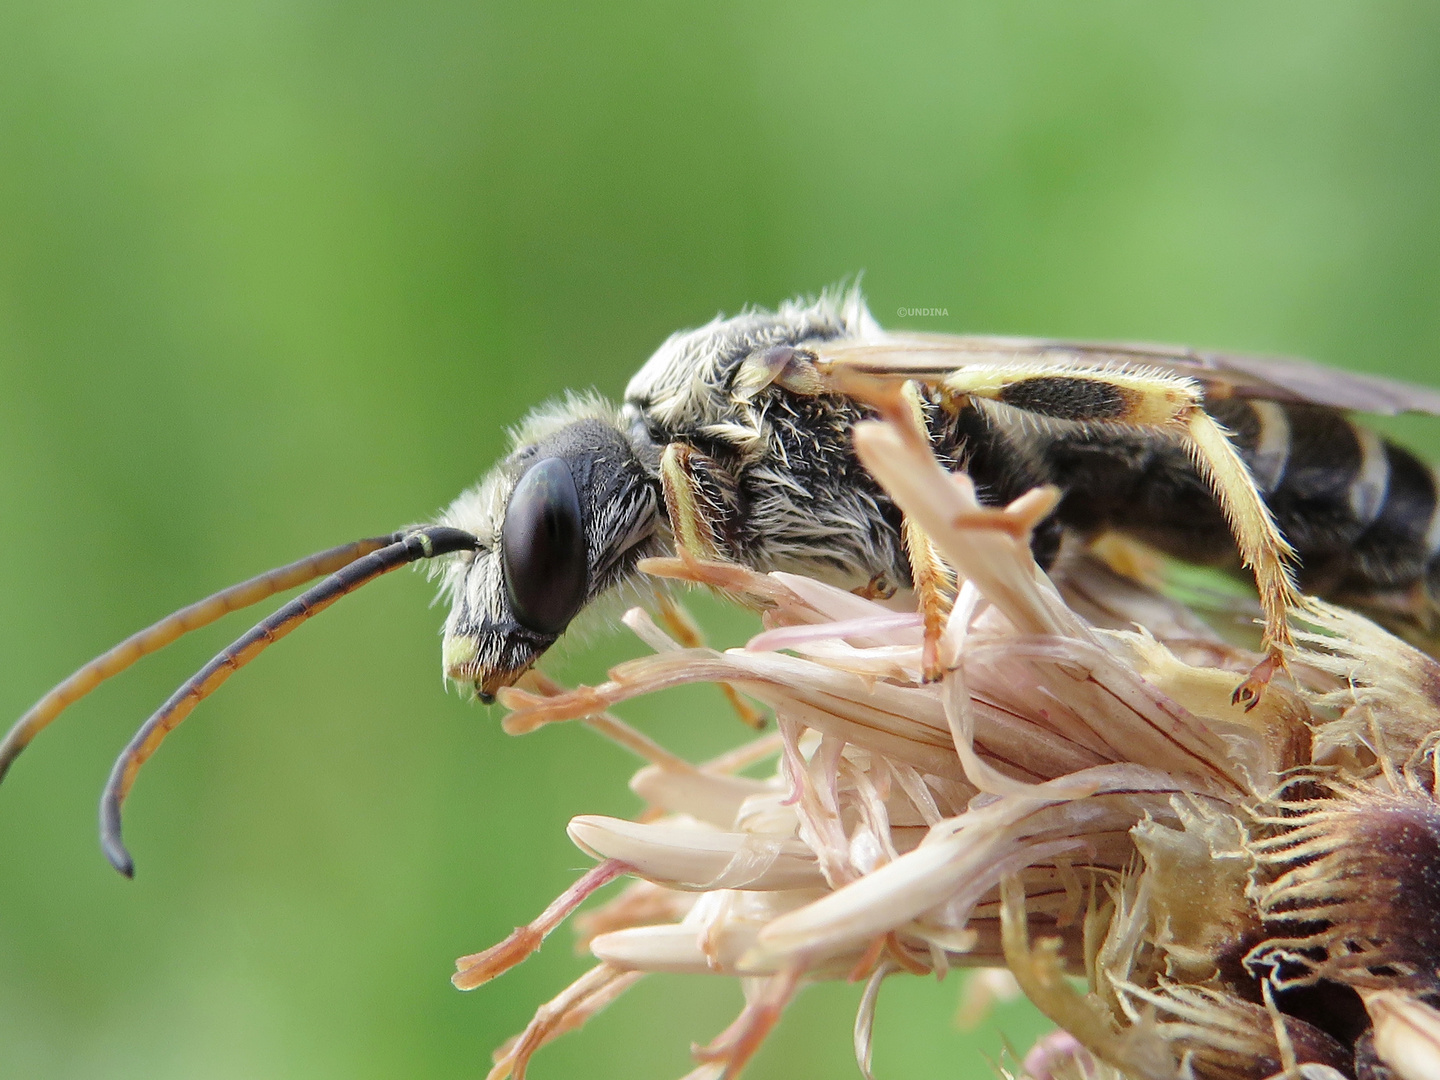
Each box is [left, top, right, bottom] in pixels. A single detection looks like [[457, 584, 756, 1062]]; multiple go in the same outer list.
[[956, 397, 1440, 627], [1214, 399, 1440, 607]]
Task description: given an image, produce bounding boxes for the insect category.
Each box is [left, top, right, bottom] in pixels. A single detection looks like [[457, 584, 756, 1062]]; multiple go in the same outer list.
[[7, 287, 1440, 875]]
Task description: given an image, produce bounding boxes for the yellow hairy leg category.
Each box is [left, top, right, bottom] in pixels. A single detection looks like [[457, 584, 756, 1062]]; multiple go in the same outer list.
[[1183, 409, 1300, 705], [652, 593, 766, 730], [659, 442, 725, 562], [899, 382, 956, 682], [931, 362, 1300, 707], [657, 442, 767, 730]]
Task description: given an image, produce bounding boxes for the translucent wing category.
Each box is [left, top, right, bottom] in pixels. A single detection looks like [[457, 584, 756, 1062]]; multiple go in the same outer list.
[[816, 334, 1440, 417]]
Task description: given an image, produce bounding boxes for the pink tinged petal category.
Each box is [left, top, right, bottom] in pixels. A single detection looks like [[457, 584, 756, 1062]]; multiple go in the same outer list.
[[767, 570, 898, 623], [751, 832, 978, 959], [485, 963, 643, 1080], [1021, 1029, 1096, 1080], [937, 579, 985, 671], [747, 815, 1058, 961], [777, 641, 921, 682], [744, 688, 964, 781], [591, 903, 833, 977], [889, 762, 945, 826], [851, 421, 1088, 642], [567, 815, 825, 891], [629, 764, 774, 828], [746, 612, 923, 652], [590, 924, 729, 974], [505, 648, 967, 779], [452, 859, 630, 991], [620, 606, 683, 652], [942, 664, 1051, 799], [752, 764, 1193, 962], [853, 962, 894, 1080], [689, 964, 804, 1077]]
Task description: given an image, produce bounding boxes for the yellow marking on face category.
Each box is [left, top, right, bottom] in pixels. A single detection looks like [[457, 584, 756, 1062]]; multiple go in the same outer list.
[[443, 634, 480, 675]]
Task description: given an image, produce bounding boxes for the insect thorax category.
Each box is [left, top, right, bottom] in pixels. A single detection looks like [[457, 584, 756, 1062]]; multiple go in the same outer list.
[[621, 290, 912, 589]]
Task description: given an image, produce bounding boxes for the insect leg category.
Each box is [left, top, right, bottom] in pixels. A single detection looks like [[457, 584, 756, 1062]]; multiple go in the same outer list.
[[656, 443, 766, 729], [652, 594, 767, 730], [1182, 409, 1301, 705], [936, 363, 1300, 708], [903, 516, 954, 682], [1087, 534, 1168, 587], [899, 382, 955, 681], [658, 443, 731, 562]]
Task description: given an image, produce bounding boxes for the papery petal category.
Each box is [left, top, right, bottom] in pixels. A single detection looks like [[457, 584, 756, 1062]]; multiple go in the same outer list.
[[629, 765, 775, 828], [1367, 991, 1440, 1080], [567, 816, 824, 891]]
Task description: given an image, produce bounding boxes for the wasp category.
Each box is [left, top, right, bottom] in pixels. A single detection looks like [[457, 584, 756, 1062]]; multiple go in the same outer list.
[[7, 287, 1440, 875]]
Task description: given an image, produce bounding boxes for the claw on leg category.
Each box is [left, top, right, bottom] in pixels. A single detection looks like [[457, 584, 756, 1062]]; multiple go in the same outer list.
[[1184, 410, 1301, 707], [852, 572, 898, 602], [1231, 648, 1286, 712]]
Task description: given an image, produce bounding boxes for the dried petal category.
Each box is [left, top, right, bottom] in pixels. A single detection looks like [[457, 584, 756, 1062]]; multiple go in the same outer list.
[[1365, 991, 1440, 1080], [457, 405, 1440, 1080]]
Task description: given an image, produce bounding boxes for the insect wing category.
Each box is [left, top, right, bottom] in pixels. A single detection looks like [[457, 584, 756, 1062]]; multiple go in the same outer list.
[[817, 334, 1440, 416]]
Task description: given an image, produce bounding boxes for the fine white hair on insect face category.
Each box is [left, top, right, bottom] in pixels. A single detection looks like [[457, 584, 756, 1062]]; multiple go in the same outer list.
[[428, 467, 504, 611], [506, 389, 624, 453], [429, 391, 626, 599], [432, 286, 895, 689]]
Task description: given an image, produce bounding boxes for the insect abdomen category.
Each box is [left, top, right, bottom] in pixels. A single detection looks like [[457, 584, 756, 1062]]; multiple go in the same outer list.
[[975, 397, 1440, 623], [1222, 400, 1440, 605], [1136, 399, 1440, 620]]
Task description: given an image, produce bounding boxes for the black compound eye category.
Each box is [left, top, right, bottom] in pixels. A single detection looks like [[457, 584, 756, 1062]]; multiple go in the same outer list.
[[501, 457, 588, 635]]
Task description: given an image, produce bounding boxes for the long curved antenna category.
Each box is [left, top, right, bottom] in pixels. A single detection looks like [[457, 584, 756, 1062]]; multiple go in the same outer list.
[[0, 534, 406, 784], [99, 525, 479, 877]]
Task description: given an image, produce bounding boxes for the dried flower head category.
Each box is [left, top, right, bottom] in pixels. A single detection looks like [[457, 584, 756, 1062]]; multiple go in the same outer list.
[[453, 409, 1440, 1080]]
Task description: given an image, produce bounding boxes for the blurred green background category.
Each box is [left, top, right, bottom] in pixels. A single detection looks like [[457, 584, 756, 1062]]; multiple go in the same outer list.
[[4, 2, 1440, 1077]]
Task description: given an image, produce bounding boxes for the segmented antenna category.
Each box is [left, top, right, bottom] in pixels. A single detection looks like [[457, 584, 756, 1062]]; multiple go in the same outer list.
[[0, 535, 405, 782], [1, 526, 478, 876], [97, 526, 479, 877]]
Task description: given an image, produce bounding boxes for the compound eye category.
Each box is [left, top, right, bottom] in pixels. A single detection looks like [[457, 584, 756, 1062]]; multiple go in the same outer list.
[[501, 457, 588, 635]]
